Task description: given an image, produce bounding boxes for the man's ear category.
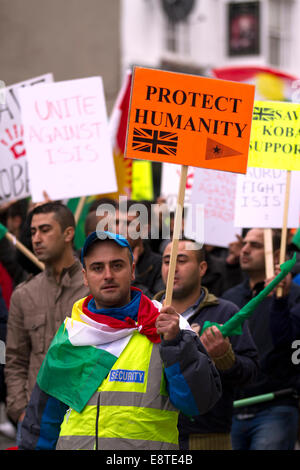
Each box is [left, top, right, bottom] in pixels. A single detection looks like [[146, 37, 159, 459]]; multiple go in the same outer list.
[[199, 260, 208, 278], [82, 268, 89, 287], [64, 226, 75, 243], [131, 261, 136, 282]]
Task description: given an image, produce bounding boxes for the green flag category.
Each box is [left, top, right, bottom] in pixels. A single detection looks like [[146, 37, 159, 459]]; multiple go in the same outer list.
[[201, 253, 297, 337], [0, 223, 8, 241], [292, 228, 300, 250]]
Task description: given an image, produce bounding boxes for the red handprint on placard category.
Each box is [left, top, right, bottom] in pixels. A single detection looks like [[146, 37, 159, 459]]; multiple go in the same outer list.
[[0, 125, 26, 159]]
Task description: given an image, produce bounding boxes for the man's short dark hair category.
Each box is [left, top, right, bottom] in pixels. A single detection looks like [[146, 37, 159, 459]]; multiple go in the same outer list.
[[31, 202, 75, 232], [178, 236, 205, 263], [88, 197, 119, 214]]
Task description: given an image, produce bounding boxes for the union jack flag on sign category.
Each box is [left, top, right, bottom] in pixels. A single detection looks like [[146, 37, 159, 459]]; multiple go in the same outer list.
[[252, 107, 275, 121], [132, 128, 178, 156]]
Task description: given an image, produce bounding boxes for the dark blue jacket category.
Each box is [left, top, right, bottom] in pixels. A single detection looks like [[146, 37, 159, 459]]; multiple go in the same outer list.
[[222, 279, 300, 413], [155, 288, 259, 438]]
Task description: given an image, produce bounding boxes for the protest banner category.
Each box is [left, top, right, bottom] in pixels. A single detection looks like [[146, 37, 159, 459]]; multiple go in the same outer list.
[[67, 72, 133, 251], [106, 70, 133, 199], [19, 76, 117, 202], [234, 167, 300, 279], [0, 73, 53, 203], [234, 168, 300, 228], [131, 160, 153, 201], [248, 100, 300, 294], [125, 66, 255, 305], [212, 68, 300, 280], [126, 66, 255, 174], [249, 101, 300, 171], [185, 168, 241, 248], [160, 162, 194, 210]]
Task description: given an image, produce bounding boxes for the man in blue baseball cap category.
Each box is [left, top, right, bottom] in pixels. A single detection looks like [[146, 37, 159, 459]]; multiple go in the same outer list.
[[81, 230, 134, 266], [19, 231, 222, 451]]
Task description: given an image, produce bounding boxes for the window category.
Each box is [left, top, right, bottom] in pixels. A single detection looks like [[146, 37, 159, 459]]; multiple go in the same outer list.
[[268, 0, 293, 68], [227, 1, 260, 56], [165, 17, 191, 56]]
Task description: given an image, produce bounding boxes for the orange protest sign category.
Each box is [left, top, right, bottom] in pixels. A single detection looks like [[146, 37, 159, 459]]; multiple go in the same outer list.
[[125, 67, 255, 174]]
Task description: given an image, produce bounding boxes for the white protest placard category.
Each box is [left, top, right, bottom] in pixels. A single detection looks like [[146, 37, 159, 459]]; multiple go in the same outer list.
[[19, 76, 117, 202], [234, 167, 300, 228], [160, 162, 194, 209], [185, 167, 241, 247], [0, 73, 53, 203]]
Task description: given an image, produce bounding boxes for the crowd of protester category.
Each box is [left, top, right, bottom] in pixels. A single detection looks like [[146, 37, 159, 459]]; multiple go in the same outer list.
[[0, 194, 300, 450]]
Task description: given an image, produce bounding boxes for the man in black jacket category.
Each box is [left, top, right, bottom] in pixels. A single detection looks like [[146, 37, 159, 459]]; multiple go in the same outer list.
[[154, 238, 258, 450], [222, 228, 300, 450]]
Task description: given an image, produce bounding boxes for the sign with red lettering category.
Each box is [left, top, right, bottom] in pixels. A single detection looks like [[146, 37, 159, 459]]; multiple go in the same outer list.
[[185, 167, 241, 247], [125, 66, 255, 174], [19, 77, 117, 202], [160, 162, 195, 210], [0, 73, 53, 203]]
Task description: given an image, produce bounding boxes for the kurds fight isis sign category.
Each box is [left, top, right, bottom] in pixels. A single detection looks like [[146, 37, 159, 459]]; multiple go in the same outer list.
[[125, 67, 255, 174]]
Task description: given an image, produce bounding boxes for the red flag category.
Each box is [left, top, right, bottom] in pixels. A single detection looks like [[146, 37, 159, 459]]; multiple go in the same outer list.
[[211, 65, 299, 102], [108, 71, 133, 198]]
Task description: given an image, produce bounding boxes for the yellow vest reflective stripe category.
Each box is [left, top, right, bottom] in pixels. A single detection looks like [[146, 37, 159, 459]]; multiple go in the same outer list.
[[57, 332, 179, 450]]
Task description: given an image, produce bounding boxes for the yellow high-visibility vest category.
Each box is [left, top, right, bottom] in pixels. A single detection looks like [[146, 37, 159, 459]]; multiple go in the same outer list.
[[56, 331, 179, 450]]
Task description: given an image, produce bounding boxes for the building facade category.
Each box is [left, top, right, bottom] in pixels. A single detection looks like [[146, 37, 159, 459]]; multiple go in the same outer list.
[[121, 0, 300, 80]]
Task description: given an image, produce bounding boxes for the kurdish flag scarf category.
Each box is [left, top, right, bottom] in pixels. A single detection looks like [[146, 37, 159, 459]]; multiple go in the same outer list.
[[37, 288, 162, 413]]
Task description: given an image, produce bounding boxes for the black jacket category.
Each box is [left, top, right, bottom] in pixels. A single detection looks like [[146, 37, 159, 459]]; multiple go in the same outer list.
[[154, 288, 259, 436], [222, 279, 300, 413]]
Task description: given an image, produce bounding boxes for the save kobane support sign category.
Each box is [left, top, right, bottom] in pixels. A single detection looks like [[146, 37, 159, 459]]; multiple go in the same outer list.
[[248, 100, 300, 170], [19, 76, 117, 202], [125, 66, 255, 174], [0, 73, 53, 203]]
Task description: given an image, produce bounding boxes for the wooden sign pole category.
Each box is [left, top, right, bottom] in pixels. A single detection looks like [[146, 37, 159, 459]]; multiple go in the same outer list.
[[74, 196, 86, 225], [164, 165, 188, 306], [264, 228, 274, 279], [277, 170, 292, 297], [5, 231, 45, 271]]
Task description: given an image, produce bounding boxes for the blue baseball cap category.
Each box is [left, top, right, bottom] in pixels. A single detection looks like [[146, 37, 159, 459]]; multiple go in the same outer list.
[[81, 231, 134, 267]]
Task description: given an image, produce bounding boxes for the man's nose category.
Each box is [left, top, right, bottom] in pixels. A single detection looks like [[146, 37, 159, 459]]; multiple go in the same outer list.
[[103, 265, 113, 279], [32, 231, 41, 244], [242, 242, 250, 254]]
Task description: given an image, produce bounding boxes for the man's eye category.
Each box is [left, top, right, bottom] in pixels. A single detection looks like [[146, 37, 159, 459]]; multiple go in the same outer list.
[[113, 263, 123, 270], [93, 266, 103, 272]]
